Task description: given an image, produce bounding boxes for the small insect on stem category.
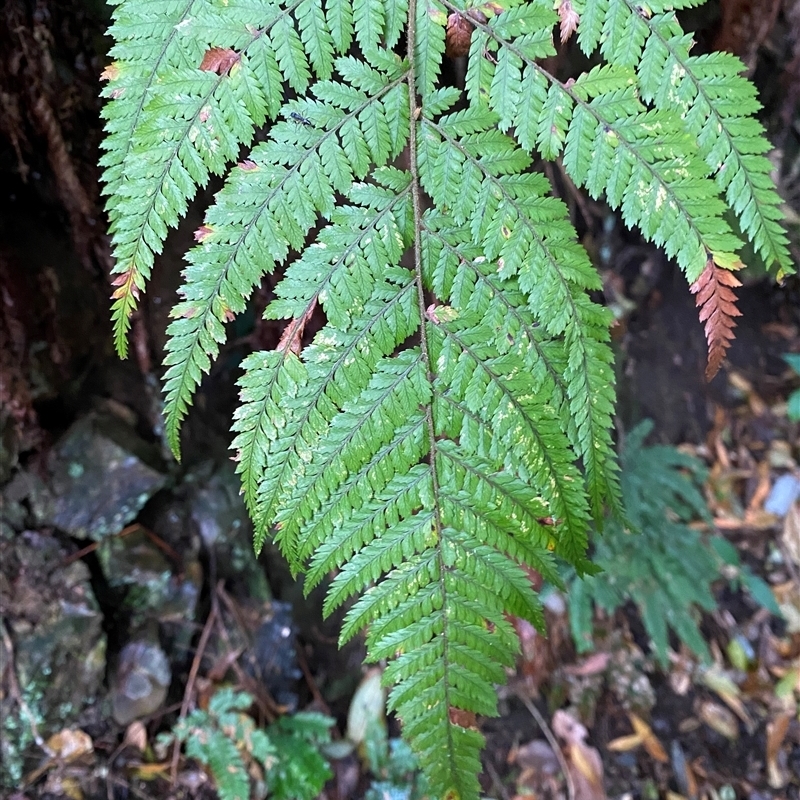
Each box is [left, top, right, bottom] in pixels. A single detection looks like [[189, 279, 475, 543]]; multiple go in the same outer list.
[[290, 111, 313, 127]]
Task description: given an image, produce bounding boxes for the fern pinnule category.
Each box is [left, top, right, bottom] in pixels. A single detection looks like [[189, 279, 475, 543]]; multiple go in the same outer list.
[[690, 257, 743, 380]]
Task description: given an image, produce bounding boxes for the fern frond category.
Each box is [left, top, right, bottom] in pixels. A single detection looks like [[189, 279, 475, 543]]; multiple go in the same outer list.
[[469, 11, 743, 283], [102, 0, 790, 793], [635, 12, 793, 276], [570, 420, 719, 665]]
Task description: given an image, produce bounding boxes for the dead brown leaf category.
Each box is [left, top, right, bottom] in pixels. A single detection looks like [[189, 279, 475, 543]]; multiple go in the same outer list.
[[781, 502, 800, 568], [698, 700, 739, 740], [553, 710, 606, 800], [199, 47, 240, 74], [699, 667, 754, 731], [557, 0, 580, 43], [565, 652, 610, 676], [123, 721, 147, 752], [607, 713, 668, 763], [45, 729, 94, 763], [766, 711, 792, 788]]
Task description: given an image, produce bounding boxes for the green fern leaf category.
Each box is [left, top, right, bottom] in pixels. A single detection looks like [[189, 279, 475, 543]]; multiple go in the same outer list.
[[162, 60, 407, 456], [102, 0, 342, 357], [576, 0, 793, 276], [102, 0, 790, 793], [636, 13, 793, 275]]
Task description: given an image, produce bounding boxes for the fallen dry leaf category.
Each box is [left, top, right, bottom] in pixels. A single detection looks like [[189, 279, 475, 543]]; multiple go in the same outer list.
[[565, 652, 610, 676], [553, 710, 606, 800], [766, 711, 792, 788], [130, 762, 170, 779], [746, 460, 772, 515], [45, 729, 94, 763], [781, 502, 800, 567], [607, 733, 644, 752], [42, 774, 83, 800], [607, 714, 667, 763], [124, 720, 147, 752], [630, 714, 668, 762], [699, 666, 755, 731], [698, 700, 739, 740]]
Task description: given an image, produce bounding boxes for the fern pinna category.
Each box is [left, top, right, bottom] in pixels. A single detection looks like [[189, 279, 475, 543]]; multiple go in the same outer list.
[[101, 0, 791, 794]]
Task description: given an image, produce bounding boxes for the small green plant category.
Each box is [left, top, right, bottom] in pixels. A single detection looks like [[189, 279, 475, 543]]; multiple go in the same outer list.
[[163, 688, 332, 800], [784, 354, 800, 421], [568, 421, 777, 666], [363, 719, 428, 800], [265, 711, 336, 800]]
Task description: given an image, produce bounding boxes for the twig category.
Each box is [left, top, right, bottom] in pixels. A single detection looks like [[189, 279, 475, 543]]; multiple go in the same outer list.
[[0, 620, 53, 757], [485, 759, 511, 800], [61, 523, 182, 570], [62, 523, 140, 565], [170, 586, 220, 783], [214, 584, 280, 722], [513, 688, 575, 800], [295, 640, 329, 712]]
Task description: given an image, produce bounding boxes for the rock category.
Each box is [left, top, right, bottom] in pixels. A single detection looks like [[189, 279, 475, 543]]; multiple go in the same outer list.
[[205, 597, 301, 711], [96, 526, 202, 660], [43, 413, 167, 540], [247, 601, 302, 710], [0, 531, 106, 787], [112, 641, 171, 726]]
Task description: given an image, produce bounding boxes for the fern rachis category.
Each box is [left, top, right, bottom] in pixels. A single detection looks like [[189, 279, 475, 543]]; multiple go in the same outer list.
[[101, 0, 792, 794]]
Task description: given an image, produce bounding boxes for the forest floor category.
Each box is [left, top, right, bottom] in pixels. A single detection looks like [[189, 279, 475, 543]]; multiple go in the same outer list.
[[1, 1, 799, 799]]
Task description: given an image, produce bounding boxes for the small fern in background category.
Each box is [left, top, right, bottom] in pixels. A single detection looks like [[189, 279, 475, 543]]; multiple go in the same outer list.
[[164, 688, 331, 800], [100, 0, 792, 793], [265, 711, 335, 800], [569, 421, 779, 666], [363, 719, 427, 800]]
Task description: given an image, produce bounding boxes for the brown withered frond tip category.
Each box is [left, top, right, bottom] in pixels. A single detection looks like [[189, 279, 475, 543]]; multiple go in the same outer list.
[[690, 257, 742, 380]]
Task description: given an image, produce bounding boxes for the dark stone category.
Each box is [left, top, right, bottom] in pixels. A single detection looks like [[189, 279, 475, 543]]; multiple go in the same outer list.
[[43, 413, 167, 540], [111, 640, 171, 726], [0, 531, 106, 787]]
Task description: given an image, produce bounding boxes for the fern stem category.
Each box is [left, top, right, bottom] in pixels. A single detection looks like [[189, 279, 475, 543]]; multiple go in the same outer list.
[[405, 0, 460, 782]]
